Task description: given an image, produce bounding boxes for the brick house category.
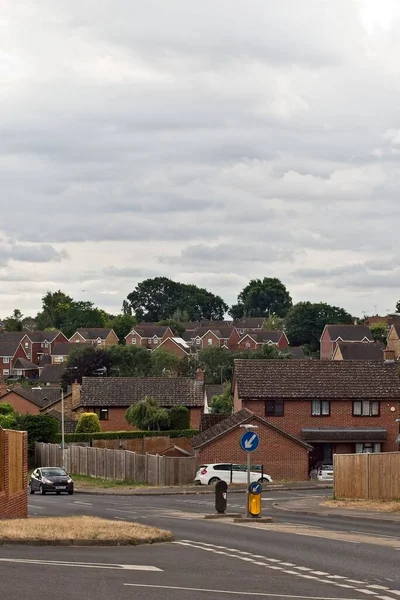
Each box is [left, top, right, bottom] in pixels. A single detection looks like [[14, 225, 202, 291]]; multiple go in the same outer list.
[[320, 324, 374, 360], [237, 330, 289, 351], [191, 408, 312, 481], [386, 325, 400, 359], [0, 385, 61, 415], [125, 325, 173, 349], [20, 331, 69, 365], [71, 370, 206, 431], [0, 339, 29, 381], [332, 341, 384, 361], [233, 318, 265, 335], [153, 337, 191, 359], [38, 364, 66, 386], [69, 328, 118, 347], [187, 327, 240, 351], [50, 342, 91, 364], [232, 358, 400, 473]]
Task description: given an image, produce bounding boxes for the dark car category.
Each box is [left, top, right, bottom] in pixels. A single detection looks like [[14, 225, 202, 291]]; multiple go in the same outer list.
[[29, 467, 74, 495]]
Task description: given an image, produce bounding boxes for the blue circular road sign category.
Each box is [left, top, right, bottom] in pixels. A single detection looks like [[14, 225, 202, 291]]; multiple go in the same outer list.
[[249, 481, 262, 495], [240, 431, 260, 453]]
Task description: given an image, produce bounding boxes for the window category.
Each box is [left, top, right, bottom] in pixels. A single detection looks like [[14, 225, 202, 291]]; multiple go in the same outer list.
[[95, 408, 109, 421], [148, 338, 152, 343], [3, 357, 9, 364], [27, 354, 31, 360], [208, 338, 213, 345], [2, 369, 9, 376], [265, 399, 284, 417], [312, 400, 330, 416], [25, 342, 29, 347], [353, 400, 380, 416], [131, 337, 136, 344], [154, 337, 158, 344], [196, 338, 201, 345], [44, 341, 49, 348], [245, 342, 251, 348], [213, 464, 231, 471], [53, 356, 64, 364], [355, 443, 381, 453]]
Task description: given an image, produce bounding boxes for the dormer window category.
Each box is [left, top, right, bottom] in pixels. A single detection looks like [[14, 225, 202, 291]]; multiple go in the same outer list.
[[154, 337, 159, 344], [196, 338, 201, 345], [44, 341, 49, 348], [97, 338, 102, 344]]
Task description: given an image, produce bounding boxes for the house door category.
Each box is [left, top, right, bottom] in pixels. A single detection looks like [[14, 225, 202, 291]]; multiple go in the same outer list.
[[308, 444, 333, 470]]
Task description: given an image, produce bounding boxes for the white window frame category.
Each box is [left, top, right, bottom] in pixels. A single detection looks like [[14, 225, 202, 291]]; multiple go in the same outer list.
[[3, 356, 10, 364], [2, 369, 9, 376], [355, 442, 381, 454], [245, 342, 251, 348], [311, 400, 330, 416], [154, 337, 159, 344], [131, 338, 136, 344], [207, 338, 213, 346]]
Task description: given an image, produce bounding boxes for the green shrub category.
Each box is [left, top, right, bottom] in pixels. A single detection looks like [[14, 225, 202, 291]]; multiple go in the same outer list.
[[57, 429, 199, 443], [125, 396, 170, 431], [169, 406, 190, 429], [75, 412, 102, 433]]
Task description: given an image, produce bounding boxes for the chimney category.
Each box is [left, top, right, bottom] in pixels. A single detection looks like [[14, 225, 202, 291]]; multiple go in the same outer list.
[[0, 382, 8, 397], [195, 367, 205, 382], [384, 349, 395, 364], [71, 380, 81, 407]]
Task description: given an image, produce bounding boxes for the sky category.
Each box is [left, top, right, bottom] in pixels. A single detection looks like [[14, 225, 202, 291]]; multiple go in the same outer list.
[[1, 0, 400, 320]]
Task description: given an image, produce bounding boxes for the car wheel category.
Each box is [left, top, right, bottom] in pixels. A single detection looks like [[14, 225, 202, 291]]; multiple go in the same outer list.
[[29, 483, 35, 495], [208, 477, 220, 485], [68, 490, 74, 495], [39, 484, 46, 495], [258, 477, 269, 483]]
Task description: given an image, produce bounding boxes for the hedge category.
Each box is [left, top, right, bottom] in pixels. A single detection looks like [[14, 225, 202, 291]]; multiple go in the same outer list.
[[55, 429, 200, 444]]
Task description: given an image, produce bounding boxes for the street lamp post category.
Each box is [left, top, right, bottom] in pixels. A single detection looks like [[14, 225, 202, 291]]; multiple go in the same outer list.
[[60, 366, 78, 471]]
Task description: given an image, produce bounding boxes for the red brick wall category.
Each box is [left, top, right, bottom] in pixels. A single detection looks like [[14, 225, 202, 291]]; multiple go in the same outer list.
[[0, 429, 28, 519], [77, 406, 202, 432], [156, 338, 188, 358], [201, 331, 220, 350], [320, 330, 333, 360], [189, 407, 202, 429], [278, 335, 289, 349], [197, 417, 309, 481], [227, 328, 240, 350], [243, 398, 400, 452], [0, 392, 40, 415]]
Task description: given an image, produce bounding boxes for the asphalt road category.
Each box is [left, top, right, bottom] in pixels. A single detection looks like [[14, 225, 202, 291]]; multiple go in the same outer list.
[[0, 488, 398, 600]]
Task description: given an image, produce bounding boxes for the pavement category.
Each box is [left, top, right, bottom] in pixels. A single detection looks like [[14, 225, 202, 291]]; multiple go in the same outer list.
[[274, 494, 400, 523]]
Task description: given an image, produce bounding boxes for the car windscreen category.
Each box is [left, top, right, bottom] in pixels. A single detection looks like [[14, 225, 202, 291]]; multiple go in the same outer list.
[[42, 468, 67, 477]]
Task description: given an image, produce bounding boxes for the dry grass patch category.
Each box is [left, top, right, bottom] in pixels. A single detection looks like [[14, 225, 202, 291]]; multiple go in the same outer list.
[[322, 499, 400, 513], [0, 516, 173, 544]]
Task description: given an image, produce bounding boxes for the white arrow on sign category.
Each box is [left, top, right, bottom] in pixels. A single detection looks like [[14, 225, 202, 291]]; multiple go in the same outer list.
[[244, 433, 257, 449]]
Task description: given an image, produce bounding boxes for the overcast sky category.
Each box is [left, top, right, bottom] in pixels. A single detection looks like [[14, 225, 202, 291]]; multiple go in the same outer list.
[[1, 0, 400, 320]]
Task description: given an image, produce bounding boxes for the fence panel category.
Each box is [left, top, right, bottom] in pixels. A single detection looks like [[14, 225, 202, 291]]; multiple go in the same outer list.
[[114, 450, 126, 481], [87, 447, 97, 478], [125, 452, 136, 481], [7, 430, 24, 494], [368, 453, 400, 500], [334, 452, 400, 500], [135, 454, 146, 483]]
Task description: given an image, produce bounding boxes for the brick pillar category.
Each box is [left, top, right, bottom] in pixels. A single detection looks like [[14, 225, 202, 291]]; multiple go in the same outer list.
[[71, 381, 81, 408]]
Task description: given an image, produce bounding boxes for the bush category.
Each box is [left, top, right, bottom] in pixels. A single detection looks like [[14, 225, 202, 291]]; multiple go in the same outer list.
[[125, 396, 170, 431], [0, 403, 17, 429], [57, 429, 199, 443], [169, 406, 190, 430], [75, 412, 102, 433]]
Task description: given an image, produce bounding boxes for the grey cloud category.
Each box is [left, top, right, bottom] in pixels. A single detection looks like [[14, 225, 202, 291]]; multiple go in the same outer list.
[[162, 243, 297, 267], [0, 243, 67, 266]]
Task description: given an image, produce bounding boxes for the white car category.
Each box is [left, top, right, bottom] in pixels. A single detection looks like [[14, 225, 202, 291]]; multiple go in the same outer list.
[[316, 464, 334, 481], [194, 463, 273, 486]]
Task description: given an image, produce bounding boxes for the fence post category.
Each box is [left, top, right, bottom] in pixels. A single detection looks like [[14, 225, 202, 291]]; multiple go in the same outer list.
[[145, 453, 149, 484], [366, 453, 370, 500]]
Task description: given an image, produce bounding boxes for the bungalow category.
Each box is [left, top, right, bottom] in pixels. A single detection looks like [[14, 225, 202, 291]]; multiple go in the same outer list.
[[320, 324, 374, 360], [71, 370, 205, 431]]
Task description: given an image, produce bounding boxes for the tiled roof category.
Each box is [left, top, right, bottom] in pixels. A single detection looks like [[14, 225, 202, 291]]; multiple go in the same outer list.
[[0, 332, 25, 343], [336, 342, 384, 360], [205, 384, 225, 400], [233, 318, 265, 329], [13, 358, 39, 370], [129, 325, 170, 338], [240, 331, 283, 344], [80, 376, 205, 408], [234, 359, 400, 399], [156, 337, 190, 354], [191, 408, 311, 450], [324, 324, 374, 342], [0, 341, 22, 357], [285, 346, 306, 359], [44, 410, 76, 432], [25, 331, 63, 343], [52, 342, 91, 356], [38, 354, 52, 367], [200, 413, 230, 432], [4, 386, 61, 408], [75, 328, 113, 340], [192, 327, 232, 339], [38, 364, 66, 383]]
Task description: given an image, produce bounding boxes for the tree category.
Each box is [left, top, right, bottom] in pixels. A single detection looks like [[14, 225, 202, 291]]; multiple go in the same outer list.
[[370, 323, 387, 345], [285, 302, 353, 352], [107, 345, 153, 377], [198, 347, 232, 384], [106, 313, 137, 343], [126, 277, 228, 322], [4, 309, 23, 331], [36, 290, 106, 336], [169, 406, 190, 429], [125, 396, 170, 431], [14, 414, 59, 461], [230, 278, 292, 319], [36, 290, 73, 330], [75, 412, 102, 433], [61, 346, 111, 387], [210, 384, 233, 414], [151, 349, 182, 377], [262, 314, 285, 331], [0, 403, 17, 428], [157, 318, 185, 337]]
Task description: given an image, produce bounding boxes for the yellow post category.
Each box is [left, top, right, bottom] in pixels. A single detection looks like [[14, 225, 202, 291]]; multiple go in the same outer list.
[[248, 491, 261, 517]]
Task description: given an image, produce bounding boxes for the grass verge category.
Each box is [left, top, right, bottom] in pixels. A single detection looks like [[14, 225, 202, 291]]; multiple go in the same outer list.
[[0, 516, 173, 545], [71, 474, 147, 489], [322, 499, 400, 513]]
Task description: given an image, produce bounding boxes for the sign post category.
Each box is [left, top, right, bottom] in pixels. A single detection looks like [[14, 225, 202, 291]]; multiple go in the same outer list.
[[240, 427, 260, 518]]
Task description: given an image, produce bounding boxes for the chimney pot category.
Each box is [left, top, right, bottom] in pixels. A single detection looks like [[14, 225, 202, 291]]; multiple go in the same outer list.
[[195, 367, 205, 382]]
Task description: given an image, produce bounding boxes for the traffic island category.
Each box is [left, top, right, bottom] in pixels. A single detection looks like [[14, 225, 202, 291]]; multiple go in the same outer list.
[[204, 513, 242, 519], [0, 516, 174, 546], [233, 516, 273, 523]]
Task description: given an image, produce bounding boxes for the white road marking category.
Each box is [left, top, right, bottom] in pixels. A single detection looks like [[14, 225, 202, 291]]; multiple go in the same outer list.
[[123, 583, 371, 599], [175, 540, 400, 599], [0, 558, 162, 571], [28, 505, 46, 510], [73, 501, 93, 506]]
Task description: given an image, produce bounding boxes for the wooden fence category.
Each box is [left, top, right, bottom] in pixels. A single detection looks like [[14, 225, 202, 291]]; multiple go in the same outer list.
[[35, 443, 198, 486], [0, 428, 27, 518], [334, 452, 400, 500]]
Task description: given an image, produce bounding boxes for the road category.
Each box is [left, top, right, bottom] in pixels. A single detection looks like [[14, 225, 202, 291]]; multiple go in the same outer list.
[[0, 488, 398, 600]]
